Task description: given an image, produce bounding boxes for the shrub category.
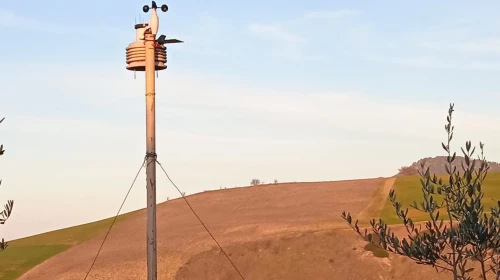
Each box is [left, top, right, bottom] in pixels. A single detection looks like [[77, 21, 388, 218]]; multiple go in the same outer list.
[[250, 179, 261, 186], [398, 165, 418, 176], [0, 118, 14, 252], [342, 104, 500, 279]]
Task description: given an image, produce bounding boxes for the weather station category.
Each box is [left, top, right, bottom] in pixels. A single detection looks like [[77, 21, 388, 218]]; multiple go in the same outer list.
[[125, 2, 183, 279]]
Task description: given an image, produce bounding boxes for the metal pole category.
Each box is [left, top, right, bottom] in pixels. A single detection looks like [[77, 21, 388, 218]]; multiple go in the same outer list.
[[144, 31, 157, 280]]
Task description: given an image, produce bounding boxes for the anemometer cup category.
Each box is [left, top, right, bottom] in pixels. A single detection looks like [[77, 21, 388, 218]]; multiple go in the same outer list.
[[142, 3, 168, 13]]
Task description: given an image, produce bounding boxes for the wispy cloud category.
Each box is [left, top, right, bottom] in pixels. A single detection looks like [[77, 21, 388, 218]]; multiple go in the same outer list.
[[344, 22, 500, 71], [248, 23, 303, 44], [405, 25, 500, 56], [303, 9, 360, 21], [359, 51, 500, 71], [6, 62, 500, 137], [178, 14, 228, 57], [247, 9, 361, 61], [247, 22, 315, 60], [0, 8, 126, 36], [417, 38, 500, 56], [247, 22, 324, 61]]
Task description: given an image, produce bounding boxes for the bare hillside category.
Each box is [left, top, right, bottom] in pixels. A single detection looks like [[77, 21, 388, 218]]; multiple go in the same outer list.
[[19, 179, 387, 280], [396, 156, 500, 176], [17, 178, 492, 279]]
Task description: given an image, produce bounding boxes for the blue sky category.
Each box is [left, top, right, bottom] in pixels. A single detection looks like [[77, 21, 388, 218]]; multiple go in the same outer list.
[[3, 0, 500, 240]]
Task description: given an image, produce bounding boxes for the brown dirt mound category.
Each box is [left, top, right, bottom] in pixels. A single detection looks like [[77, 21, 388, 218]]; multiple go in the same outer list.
[[175, 228, 451, 280]]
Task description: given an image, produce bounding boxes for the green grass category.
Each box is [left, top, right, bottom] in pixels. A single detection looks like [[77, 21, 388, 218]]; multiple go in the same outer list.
[[380, 172, 500, 225], [0, 211, 137, 280]]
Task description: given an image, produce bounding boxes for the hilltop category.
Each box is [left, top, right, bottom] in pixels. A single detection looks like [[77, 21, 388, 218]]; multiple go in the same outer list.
[[396, 155, 500, 176]]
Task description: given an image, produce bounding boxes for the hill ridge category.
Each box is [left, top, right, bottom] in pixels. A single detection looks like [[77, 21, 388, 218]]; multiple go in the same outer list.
[[396, 155, 500, 176]]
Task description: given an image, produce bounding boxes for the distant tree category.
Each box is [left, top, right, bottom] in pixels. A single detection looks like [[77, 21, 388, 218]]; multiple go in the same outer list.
[[274, 179, 278, 184], [342, 104, 500, 280], [398, 165, 418, 176], [0, 118, 14, 252], [250, 179, 261, 186]]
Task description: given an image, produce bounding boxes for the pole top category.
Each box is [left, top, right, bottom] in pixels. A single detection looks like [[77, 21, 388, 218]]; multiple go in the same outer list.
[[125, 1, 183, 72]]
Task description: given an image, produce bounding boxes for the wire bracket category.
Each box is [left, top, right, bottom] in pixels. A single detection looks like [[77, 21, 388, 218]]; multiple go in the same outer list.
[[145, 152, 157, 159]]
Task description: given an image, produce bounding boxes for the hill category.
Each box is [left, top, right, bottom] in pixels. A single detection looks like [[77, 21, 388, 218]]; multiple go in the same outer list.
[[0, 212, 137, 280], [396, 155, 500, 176], [380, 172, 500, 224], [8, 178, 410, 280], [9, 176, 499, 279]]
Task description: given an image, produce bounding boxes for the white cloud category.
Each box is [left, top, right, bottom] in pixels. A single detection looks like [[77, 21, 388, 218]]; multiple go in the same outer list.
[[0, 8, 127, 36], [456, 39, 500, 54], [248, 23, 303, 44], [4, 62, 500, 139], [303, 9, 360, 21], [419, 38, 500, 56], [345, 23, 500, 71], [246, 9, 360, 60], [177, 14, 227, 57], [360, 51, 500, 71], [247, 22, 322, 61]]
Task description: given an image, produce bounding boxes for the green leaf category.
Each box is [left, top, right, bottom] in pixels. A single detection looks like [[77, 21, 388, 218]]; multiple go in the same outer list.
[[442, 142, 448, 152]]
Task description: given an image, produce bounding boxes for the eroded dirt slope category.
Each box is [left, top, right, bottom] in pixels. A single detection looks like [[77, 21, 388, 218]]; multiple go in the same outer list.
[[176, 228, 453, 280]]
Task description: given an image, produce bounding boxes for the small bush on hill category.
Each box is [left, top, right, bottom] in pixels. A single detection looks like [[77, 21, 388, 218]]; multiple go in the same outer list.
[[398, 165, 418, 176], [251, 179, 261, 186]]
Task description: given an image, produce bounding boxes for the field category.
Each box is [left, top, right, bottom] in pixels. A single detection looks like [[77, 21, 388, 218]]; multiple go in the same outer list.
[[2, 174, 500, 279], [0, 214, 134, 280], [380, 172, 500, 224]]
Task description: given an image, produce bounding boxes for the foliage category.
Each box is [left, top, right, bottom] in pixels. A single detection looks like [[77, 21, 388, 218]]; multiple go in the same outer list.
[[398, 165, 419, 176], [342, 104, 500, 280], [0, 118, 14, 252], [251, 179, 261, 186]]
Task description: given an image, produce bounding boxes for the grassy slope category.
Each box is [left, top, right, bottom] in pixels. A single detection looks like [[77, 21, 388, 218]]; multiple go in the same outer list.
[[0, 213, 135, 280], [380, 172, 500, 224]]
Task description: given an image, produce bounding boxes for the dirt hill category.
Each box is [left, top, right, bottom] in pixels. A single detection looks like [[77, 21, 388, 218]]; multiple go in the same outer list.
[[17, 177, 486, 280], [396, 155, 500, 176]]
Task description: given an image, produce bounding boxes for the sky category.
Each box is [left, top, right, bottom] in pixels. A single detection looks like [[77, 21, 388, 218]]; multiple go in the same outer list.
[[2, 0, 500, 240]]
